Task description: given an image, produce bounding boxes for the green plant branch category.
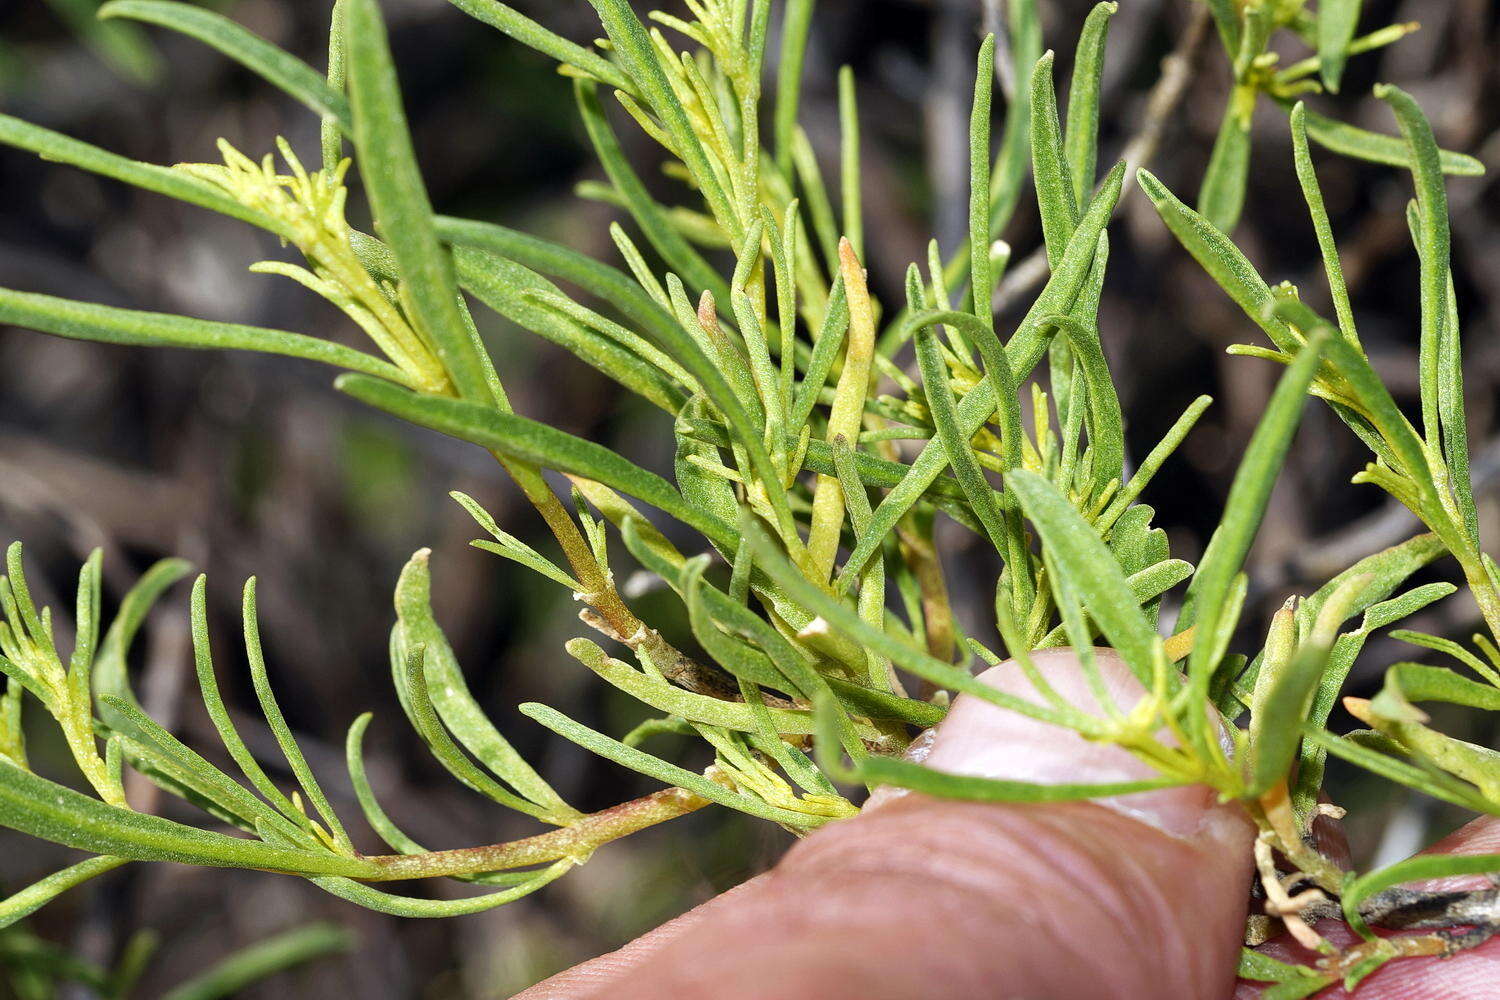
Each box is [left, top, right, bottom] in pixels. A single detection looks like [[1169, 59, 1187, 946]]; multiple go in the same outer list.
[[363, 786, 709, 880], [3, 3, 1499, 980]]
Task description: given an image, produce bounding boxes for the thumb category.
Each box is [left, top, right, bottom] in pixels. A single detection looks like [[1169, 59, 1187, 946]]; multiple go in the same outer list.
[[518, 649, 1255, 1000]]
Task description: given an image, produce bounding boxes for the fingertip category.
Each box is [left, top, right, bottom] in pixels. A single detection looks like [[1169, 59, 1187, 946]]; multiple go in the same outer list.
[[537, 650, 1255, 999], [596, 794, 1252, 999], [898, 649, 1252, 843]]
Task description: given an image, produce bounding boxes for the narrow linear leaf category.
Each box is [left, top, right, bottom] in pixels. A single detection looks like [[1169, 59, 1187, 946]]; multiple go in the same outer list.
[[574, 80, 728, 304], [1198, 92, 1252, 234], [678, 563, 795, 695], [774, 0, 815, 177], [345, 713, 428, 856], [1099, 395, 1213, 532], [621, 520, 838, 701], [159, 923, 355, 1000], [1008, 470, 1161, 685], [1273, 297, 1431, 494], [0, 857, 128, 930], [0, 103, 261, 224], [1185, 334, 1328, 703], [862, 756, 1180, 802], [1037, 559, 1194, 648], [829, 677, 946, 727], [1378, 85, 1478, 547], [788, 276, 849, 430], [1279, 101, 1484, 177], [914, 322, 1009, 557], [1317, 0, 1362, 92], [622, 519, 939, 729], [1385, 663, 1500, 711], [392, 549, 577, 819], [1030, 50, 1079, 269], [584, 0, 735, 230], [242, 580, 354, 852], [1307, 726, 1495, 816], [1063, 2, 1116, 208], [312, 859, 571, 917], [93, 557, 192, 722], [433, 215, 683, 356], [0, 756, 376, 877], [452, 249, 686, 412], [573, 82, 790, 533], [346, 0, 492, 400], [1289, 103, 1358, 342], [452, 492, 581, 589], [1438, 277, 1477, 545], [110, 744, 264, 833], [742, 516, 1093, 733], [184, 577, 307, 832], [100, 1, 351, 133], [520, 704, 816, 826], [1039, 313, 1123, 486], [1288, 577, 1455, 814], [1392, 628, 1500, 686], [1376, 84, 1450, 451], [0, 288, 410, 385], [1301, 534, 1446, 637], [970, 35, 997, 316], [840, 163, 1125, 584], [391, 640, 552, 820], [1136, 168, 1298, 352], [336, 374, 736, 551], [838, 66, 863, 260], [446, 0, 630, 92], [567, 637, 837, 738], [345, 712, 529, 888]]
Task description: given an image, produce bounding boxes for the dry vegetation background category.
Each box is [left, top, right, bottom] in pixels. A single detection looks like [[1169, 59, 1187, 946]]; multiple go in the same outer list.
[[1, 0, 1499, 995]]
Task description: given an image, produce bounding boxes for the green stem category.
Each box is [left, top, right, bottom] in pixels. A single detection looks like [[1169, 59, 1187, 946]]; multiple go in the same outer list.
[[365, 786, 707, 880], [896, 510, 955, 666], [1457, 554, 1500, 645], [774, 0, 815, 179], [499, 453, 734, 696], [0, 856, 128, 928]]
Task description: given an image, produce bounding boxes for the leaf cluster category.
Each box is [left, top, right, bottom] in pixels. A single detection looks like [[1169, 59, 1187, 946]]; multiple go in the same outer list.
[[1192, 0, 1481, 233], [0, 0, 1495, 985]]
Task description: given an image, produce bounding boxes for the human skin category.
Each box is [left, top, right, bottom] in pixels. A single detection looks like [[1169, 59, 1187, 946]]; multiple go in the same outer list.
[[516, 650, 1500, 1000], [1234, 815, 1500, 1000]]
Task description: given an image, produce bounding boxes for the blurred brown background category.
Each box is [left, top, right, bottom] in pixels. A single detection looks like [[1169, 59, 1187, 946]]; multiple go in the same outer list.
[[1, 0, 1498, 995]]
